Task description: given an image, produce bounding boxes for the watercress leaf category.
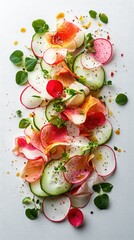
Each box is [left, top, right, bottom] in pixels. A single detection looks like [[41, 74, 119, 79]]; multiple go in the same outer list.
[[19, 118, 31, 128], [22, 197, 32, 204], [94, 194, 109, 210], [16, 110, 22, 117], [115, 93, 128, 105], [92, 184, 101, 193], [9, 50, 23, 66], [25, 57, 37, 71], [62, 152, 69, 160], [25, 208, 38, 220], [99, 13, 108, 24], [89, 10, 97, 19], [100, 182, 113, 193], [16, 70, 28, 85], [66, 88, 77, 96], [65, 52, 74, 64], [32, 19, 49, 33]]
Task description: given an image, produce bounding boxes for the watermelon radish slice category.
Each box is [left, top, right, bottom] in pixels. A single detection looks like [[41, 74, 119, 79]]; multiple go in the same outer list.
[[43, 195, 71, 222], [92, 145, 116, 177], [93, 38, 113, 64], [81, 51, 101, 69], [67, 208, 84, 227], [13, 137, 44, 160], [28, 63, 47, 92], [74, 30, 85, 48], [31, 33, 49, 58], [63, 155, 93, 184], [63, 108, 86, 125], [43, 47, 67, 65], [20, 85, 42, 109], [70, 193, 91, 208]]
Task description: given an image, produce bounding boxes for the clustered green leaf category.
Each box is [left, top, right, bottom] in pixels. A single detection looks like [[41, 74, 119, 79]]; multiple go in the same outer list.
[[89, 10, 108, 24], [32, 19, 49, 33], [16, 110, 22, 117], [93, 182, 113, 210], [84, 33, 95, 52], [22, 196, 42, 220]]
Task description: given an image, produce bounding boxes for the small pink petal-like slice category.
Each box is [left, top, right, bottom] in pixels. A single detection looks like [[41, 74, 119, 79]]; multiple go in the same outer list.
[[43, 195, 71, 222], [67, 208, 84, 227], [93, 38, 113, 64]]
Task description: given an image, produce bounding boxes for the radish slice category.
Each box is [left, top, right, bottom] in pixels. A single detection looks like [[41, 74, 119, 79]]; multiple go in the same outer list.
[[71, 181, 90, 195], [43, 195, 71, 222], [63, 108, 86, 125], [28, 63, 47, 92], [31, 33, 49, 58], [81, 51, 101, 69], [13, 137, 44, 160], [43, 47, 67, 65], [64, 155, 93, 184], [50, 146, 65, 160], [70, 193, 91, 208], [67, 208, 84, 227], [87, 171, 104, 194], [93, 38, 113, 64], [66, 121, 80, 137], [69, 82, 90, 96], [20, 85, 42, 109], [46, 80, 63, 98], [74, 30, 85, 48], [66, 136, 90, 158], [92, 145, 116, 177]]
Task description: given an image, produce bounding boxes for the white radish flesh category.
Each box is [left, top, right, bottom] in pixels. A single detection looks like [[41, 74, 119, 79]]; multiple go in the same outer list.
[[70, 193, 91, 208], [43, 48, 67, 65], [31, 33, 49, 58], [20, 85, 42, 109], [43, 195, 71, 222], [74, 30, 85, 48], [81, 51, 101, 69]]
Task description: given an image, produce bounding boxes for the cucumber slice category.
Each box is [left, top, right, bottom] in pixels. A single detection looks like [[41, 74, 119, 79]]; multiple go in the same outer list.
[[41, 59, 63, 78], [33, 107, 48, 130], [65, 91, 85, 107], [45, 99, 60, 122], [41, 160, 72, 195], [29, 179, 49, 197], [31, 33, 49, 58], [73, 53, 105, 90], [89, 120, 112, 145]]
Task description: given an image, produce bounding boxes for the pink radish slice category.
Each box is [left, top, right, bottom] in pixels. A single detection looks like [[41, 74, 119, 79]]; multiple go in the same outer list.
[[93, 38, 113, 64], [64, 155, 93, 184], [81, 51, 101, 69], [13, 137, 44, 160], [92, 145, 116, 177], [43, 195, 71, 222], [71, 181, 90, 195], [31, 33, 49, 58], [66, 121, 80, 137], [63, 108, 86, 125], [67, 208, 84, 227], [43, 47, 67, 65], [20, 85, 42, 109], [87, 171, 104, 194], [70, 193, 91, 208]]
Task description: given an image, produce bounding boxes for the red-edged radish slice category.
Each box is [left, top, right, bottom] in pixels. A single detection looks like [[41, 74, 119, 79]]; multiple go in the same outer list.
[[31, 33, 49, 58], [64, 155, 93, 184], [13, 137, 44, 160], [81, 51, 101, 69], [21, 157, 45, 183], [87, 171, 104, 194], [70, 193, 91, 208], [67, 208, 84, 227], [93, 38, 113, 64], [84, 112, 106, 130], [63, 108, 86, 125], [46, 80, 63, 98], [92, 145, 116, 177], [66, 121, 80, 137], [20, 85, 42, 109], [71, 181, 90, 195], [43, 195, 71, 222], [69, 82, 90, 96], [50, 146, 65, 160], [74, 30, 85, 48], [66, 136, 90, 158], [40, 124, 69, 148], [43, 47, 67, 65], [28, 63, 47, 92]]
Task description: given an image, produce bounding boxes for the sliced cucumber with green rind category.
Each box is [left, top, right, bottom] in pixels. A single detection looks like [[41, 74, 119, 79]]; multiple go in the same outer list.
[[29, 179, 49, 197], [33, 107, 48, 130], [45, 99, 60, 122], [73, 53, 105, 90], [41, 160, 72, 195], [89, 120, 112, 145], [40, 59, 63, 78], [65, 91, 85, 107]]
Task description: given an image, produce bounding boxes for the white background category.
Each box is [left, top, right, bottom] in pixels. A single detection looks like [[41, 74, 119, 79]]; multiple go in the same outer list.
[[0, 0, 134, 239]]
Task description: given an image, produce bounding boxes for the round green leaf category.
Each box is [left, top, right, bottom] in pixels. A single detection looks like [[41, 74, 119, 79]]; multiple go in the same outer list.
[[16, 71, 28, 85], [115, 93, 128, 105], [94, 194, 109, 210], [25, 208, 38, 220], [19, 118, 31, 128], [92, 184, 101, 193], [99, 13, 108, 24], [89, 10, 97, 19], [9, 50, 23, 66], [25, 57, 37, 72], [32, 19, 49, 33]]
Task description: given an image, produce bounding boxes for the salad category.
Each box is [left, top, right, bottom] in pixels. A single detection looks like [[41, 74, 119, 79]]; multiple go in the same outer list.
[[10, 11, 119, 227]]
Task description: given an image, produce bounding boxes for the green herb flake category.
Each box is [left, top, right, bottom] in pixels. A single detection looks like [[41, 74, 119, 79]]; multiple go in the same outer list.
[[114, 146, 118, 151], [66, 88, 77, 96], [84, 33, 95, 52], [22, 197, 32, 204], [25, 57, 37, 72], [107, 80, 112, 85], [100, 182, 113, 193], [25, 208, 38, 220], [16, 70, 28, 85], [65, 52, 74, 64], [9, 50, 23, 66], [56, 117, 66, 128], [32, 19, 49, 33], [62, 152, 69, 160], [19, 118, 31, 128], [89, 10, 97, 19], [16, 110, 22, 117], [115, 93, 128, 105], [99, 13, 108, 24], [94, 193, 109, 210], [53, 102, 65, 112]]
